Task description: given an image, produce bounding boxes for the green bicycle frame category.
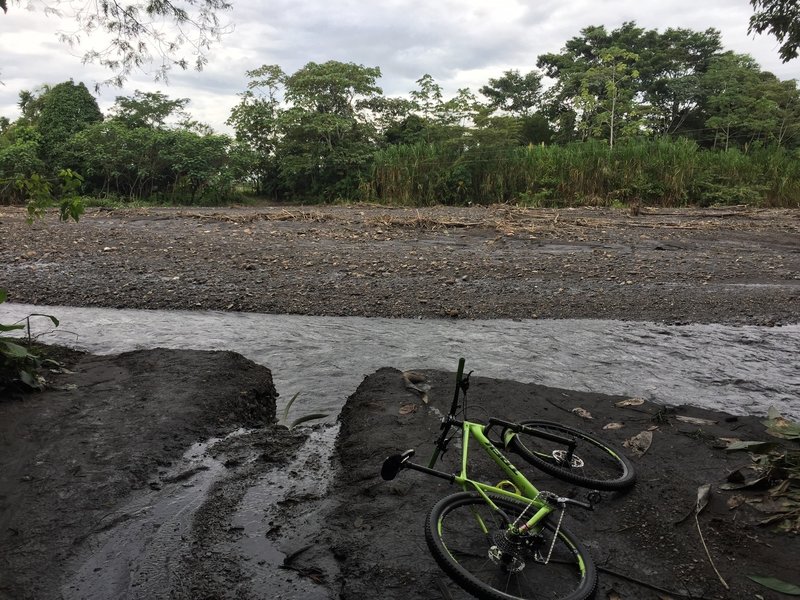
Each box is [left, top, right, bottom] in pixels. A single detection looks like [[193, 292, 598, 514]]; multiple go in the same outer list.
[[431, 419, 554, 534]]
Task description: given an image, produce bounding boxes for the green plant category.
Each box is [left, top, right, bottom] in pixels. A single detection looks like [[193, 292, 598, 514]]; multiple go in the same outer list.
[[19, 169, 85, 223], [278, 391, 329, 429], [0, 289, 60, 392], [724, 408, 800, 533]]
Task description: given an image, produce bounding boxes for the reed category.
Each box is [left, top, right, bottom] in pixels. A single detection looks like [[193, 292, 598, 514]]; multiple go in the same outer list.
[[365, 138, 800, 207]]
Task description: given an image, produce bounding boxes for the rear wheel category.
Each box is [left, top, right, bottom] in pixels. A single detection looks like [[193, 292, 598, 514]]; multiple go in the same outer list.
[[510, 420, 636, 491], [425, 491, 596, 600]]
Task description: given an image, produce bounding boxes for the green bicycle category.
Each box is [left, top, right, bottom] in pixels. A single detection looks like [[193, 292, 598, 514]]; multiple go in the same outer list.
[[381, 358, 636, 600]]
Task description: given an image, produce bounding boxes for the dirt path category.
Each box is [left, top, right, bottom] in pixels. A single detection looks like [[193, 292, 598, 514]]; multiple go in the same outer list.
[[1, 205, 798, 324]]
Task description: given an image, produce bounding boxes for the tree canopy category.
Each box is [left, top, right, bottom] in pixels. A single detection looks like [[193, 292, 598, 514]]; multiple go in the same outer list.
[[750, 0, 800, 62], [2, 22, 800, 210], [3, 0, 232, 85]]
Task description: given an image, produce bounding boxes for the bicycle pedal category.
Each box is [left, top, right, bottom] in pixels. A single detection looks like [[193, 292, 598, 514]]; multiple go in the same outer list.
[[380, 449, 415, 480]]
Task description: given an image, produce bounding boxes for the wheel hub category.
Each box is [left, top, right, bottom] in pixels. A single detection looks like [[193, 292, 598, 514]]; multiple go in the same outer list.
[[552, 449, 584, 468]]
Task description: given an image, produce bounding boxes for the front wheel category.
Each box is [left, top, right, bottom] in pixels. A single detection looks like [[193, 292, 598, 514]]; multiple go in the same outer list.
[[510, 420, 636, 491], [425, 492, 596, 600]]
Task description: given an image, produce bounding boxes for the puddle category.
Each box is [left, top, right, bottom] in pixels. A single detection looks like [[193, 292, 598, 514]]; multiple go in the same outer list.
[[61, 430, 246, 599], [229, 426, 338, 599], [2, 303, 797, 421], [61, 425, 339, 599]]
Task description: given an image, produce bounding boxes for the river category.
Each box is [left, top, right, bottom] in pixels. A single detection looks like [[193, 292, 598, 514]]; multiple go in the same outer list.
[[2, 303, 797, 420]]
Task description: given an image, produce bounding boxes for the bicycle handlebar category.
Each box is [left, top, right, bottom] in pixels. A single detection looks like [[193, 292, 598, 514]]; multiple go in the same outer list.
[[486, 417, 577, 450]]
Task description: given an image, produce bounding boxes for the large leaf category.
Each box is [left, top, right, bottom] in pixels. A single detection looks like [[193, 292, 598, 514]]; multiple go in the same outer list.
[[289, 413, 330, 429], [19, 369, 44, 390], [726, 440, 779, 452], [765, 416, 800, 441], [0, 324, 26, 332], [747, 575, 800, 595], [1, 340, 31, 359], [28, 313, 60, 328]]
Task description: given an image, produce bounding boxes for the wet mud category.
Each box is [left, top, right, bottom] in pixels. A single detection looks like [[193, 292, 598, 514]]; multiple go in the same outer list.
[[1, 348, 798, 599], [328, 366, 800, 600]]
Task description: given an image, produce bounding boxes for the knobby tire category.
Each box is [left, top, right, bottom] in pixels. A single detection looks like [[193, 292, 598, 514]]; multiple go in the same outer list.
[[510, 420, 636, 491], [425, 491, 597, 600]]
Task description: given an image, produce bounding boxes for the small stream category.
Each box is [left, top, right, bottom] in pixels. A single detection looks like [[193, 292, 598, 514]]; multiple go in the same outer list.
[[2, 303, 798, 420]]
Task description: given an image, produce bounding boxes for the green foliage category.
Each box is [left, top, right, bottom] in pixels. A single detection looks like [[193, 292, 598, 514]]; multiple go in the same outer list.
[[66, 120, 235, 204], [724, 408, 800, 534], [3, 0, 233, 86], [110, 90, 190, 129], [34, 80, 103, 167], [0, 289, 60, 393], [747, 575, 800, 595], [20, 169, 85, 223], [749, 0, 800, 62], [278, 392, 329, 430], [479, 69, 543, 117], [366, 137, 800, 207], [276, 61, 384, 201], [3, 20, 800, 208], [226, 65, 286, 197]]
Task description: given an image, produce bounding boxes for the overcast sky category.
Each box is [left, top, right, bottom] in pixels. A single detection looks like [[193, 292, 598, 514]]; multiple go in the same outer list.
[[1, 0, 797, 134]]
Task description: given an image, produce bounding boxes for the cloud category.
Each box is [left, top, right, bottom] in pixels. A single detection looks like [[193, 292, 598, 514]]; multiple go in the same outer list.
[[1, 0, 796, 134]]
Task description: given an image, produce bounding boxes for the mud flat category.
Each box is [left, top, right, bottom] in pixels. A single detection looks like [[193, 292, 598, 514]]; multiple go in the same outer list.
[[324, 366, 800, 600], [3, 350, 796, 599]]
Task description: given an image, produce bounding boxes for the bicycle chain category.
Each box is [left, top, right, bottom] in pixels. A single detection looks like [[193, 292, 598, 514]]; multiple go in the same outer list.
[[512, 491, 566, 566]]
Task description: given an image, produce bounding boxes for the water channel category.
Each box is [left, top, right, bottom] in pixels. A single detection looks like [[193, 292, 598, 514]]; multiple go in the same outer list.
[[3, 303, 798, 420]]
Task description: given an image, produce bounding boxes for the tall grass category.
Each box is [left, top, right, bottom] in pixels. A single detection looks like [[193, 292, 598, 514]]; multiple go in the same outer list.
[[365, 138, 800, 207]]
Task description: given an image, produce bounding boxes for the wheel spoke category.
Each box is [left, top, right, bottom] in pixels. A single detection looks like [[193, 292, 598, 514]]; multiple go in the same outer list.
[[426, 492, 596, 600], [511, 420, 636, 491]]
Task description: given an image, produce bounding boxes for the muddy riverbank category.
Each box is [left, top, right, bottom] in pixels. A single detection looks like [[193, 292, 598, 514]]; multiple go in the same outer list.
[[1, 203, 798, 598], [2, 349, 797, 599]]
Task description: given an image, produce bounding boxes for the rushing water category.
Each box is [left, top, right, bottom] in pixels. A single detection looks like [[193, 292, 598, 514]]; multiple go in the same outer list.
[[2, 303, 798, 420]]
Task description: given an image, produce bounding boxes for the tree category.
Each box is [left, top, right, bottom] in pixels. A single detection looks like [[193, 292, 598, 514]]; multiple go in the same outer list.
[[410, 74, 445, 120], [110, 90, 190, 129], [765, 77, 800, 147], [33, 80, 104, 169], [2, 0, 233, 85], [576, 47, 643, 147], [700, 53, 778, 150], [750, 0, 800, 62], [634, 27, 722, 136], [278, 61, 383, 199], [407, 74, 477, 142], [537, 23, 723, 141], [362, 96, 419, 146], [479, 69, 543, 117], [161, 130, 232, 203], [227, 64, 286, 196]]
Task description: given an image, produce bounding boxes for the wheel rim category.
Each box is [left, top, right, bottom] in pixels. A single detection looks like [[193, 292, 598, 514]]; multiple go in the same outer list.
[[519, 423, 629, 486], [552, 449, 585, 468], [433, 495, 589, 599]]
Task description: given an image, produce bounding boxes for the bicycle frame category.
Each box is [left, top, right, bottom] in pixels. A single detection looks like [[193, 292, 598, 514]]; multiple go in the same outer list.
[[402, 418, 557, 534], [383, 358, 594, 533]]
